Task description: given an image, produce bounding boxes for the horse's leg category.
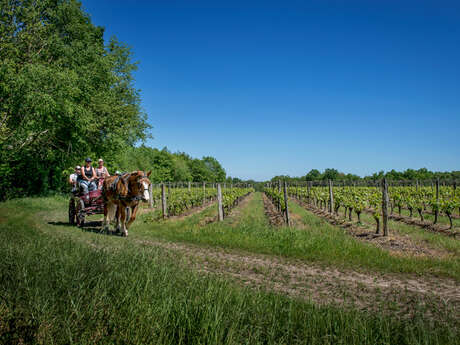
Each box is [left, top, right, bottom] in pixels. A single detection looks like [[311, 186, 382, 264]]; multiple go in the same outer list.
[[114, 204, 121, 233], [103, 203, 109, 231], [119, 205, 128, 237], [126, 203, 139, 229]]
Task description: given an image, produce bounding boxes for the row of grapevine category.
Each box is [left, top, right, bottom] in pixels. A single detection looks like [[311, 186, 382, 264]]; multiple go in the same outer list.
[[221, 187, 254, 218], [164, 187, 217, 216], [287, 183, 459, 230], [263, 181, 291, 226], [148, 183, 253, 219], [264, 188, 287, 213]]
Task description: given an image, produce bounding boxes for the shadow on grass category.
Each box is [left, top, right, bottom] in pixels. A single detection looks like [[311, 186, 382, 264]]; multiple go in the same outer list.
[[81, 227, 122, 236], [48, 220, 122, 236], [48, 221, 74, 227]]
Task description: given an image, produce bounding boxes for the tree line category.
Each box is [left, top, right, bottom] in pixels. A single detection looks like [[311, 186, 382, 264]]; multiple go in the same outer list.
[[271, 168, 460, 184], [108, 146, 230, 184]]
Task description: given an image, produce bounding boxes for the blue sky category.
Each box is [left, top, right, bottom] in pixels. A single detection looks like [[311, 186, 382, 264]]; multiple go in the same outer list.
[[82, 0, 460, 181]]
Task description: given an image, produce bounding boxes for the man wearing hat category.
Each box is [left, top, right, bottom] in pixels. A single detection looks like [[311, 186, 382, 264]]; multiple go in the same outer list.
[[69, 165, 81, 194], [80, 158, 97, 200]]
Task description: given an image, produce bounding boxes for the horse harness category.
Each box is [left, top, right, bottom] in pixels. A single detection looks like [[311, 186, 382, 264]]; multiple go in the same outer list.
[[106, 172, 149, 203]]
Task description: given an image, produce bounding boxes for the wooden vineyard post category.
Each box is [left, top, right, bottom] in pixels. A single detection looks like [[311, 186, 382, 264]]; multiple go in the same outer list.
[[381, 178, 389, 236], [217, 183, 224, 221], [148, 183, 153, 209], [161, 183, 167, 219], [202, 182, 206, 205], [277, 180, 282, 211], [434, 179, 439, 224], [328, 179, 334, 214], [188, 181, 191, 191], [283, 181, 290, 226]]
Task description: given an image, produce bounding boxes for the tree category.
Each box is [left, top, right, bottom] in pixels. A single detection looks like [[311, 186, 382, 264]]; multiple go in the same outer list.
[[0, 0, 149, 199], [322, 168, 339, 181], [189, 159, 212, 182], [305, 169, 322, 181]]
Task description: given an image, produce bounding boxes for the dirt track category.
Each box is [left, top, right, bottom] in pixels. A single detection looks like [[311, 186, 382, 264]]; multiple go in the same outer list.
[[138, 238, 460, 319]]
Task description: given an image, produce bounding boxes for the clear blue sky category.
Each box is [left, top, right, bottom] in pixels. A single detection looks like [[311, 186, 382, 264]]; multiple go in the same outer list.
[[82, 0, 460, 181]]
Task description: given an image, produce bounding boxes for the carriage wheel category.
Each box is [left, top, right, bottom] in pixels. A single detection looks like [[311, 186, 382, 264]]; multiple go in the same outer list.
[[68, 198, 76, 225], [76, 199, 86, 227]]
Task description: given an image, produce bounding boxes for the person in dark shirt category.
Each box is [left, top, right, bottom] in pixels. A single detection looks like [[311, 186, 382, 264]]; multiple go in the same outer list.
[[80, 158, 97, 200]]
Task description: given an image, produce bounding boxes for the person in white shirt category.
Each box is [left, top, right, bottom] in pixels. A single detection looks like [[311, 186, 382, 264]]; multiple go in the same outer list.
[[69, 165, 81, 193]]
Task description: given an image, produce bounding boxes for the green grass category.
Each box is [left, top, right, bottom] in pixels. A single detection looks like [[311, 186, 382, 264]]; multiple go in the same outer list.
[[127, 193, 460, 280], [1, 196, 459, 344]]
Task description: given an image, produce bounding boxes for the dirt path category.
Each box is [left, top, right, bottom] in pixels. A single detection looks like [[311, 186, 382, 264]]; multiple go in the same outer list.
[[138, 238, 460, 319]]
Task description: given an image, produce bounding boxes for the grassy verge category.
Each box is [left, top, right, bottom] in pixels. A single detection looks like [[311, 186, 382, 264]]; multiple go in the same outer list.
[[0, 196, 459, 344]]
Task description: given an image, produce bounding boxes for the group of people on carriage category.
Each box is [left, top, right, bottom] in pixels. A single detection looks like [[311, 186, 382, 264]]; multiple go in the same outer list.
[[69, 157, 110, 200], [68, 157, 152, 237]]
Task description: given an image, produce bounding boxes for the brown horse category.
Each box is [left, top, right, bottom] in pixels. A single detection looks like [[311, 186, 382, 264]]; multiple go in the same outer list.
[[102, 170, 151, 236]]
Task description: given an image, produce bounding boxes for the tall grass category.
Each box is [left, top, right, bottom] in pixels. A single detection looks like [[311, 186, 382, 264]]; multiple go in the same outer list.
[[133, 193, 460, 280], [0, 200, 458, 344]]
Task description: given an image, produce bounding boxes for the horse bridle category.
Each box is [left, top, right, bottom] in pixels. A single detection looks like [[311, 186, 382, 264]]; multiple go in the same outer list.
[[136, 176, 150, 199], [112, 173, 150, 202]]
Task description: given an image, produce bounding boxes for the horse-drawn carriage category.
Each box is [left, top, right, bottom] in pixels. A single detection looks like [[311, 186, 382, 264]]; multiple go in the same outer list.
[[68, 181, 105, 226], [69, 174, 140, 227]]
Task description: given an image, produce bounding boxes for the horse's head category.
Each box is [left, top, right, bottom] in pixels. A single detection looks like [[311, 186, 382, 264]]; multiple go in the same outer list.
[[128, 171, 152, 202]]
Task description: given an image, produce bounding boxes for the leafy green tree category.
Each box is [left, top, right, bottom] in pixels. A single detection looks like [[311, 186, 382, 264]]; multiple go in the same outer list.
[[322, 168, 339, 181], [202, 156, 226, 182], [0, 0, 148, 199], [189, 159, 212, 182], [305, 169, 322, 181]]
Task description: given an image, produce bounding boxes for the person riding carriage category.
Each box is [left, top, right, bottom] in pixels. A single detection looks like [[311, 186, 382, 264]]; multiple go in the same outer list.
[[68, 165, 81, 194], [96, 158, 110, 189], [80, 158, 97, 201], [68, 158, 107, 226]]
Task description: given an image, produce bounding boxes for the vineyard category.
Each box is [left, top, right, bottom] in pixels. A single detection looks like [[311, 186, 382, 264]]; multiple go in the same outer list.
[[265, 180, 460, 236], [2, 179, 460, 344], [148, 183, 254, 219]]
